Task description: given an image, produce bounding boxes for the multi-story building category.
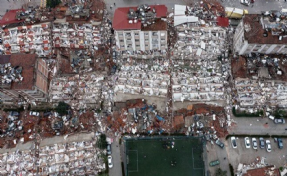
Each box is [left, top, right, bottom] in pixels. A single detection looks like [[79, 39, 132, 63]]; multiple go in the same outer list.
[[234, 14, 287, 55], [113, 5, 168, 52], [0, 54, 49, 105]]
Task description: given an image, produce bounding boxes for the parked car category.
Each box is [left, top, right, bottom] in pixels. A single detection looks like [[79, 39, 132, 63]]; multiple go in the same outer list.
[[231, 136, 237, 148], [278, 138, 283, 149], [43, 111, 52, 117], [274, 118, 285, 124], [108, 155, 113, 168], [240, 0, 250, 6], [259, 137, 265, 149], [252, 138, 257, 150], [107, 144, 112, 155], [9, 111, 19, 116], [209, 160, 220, 167], [266, 140, 271, 152], [29, 111, 39, 116], [245, 137, 251, 148], [215, 139, 224, 148]]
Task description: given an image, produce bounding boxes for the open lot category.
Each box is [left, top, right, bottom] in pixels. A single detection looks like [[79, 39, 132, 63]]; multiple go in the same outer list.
[[125, 137, 205, 176], [226, 137, 287, 168]]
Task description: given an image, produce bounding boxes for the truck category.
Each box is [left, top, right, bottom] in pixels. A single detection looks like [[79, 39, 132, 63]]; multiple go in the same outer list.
[[225, 7, 248, 19]]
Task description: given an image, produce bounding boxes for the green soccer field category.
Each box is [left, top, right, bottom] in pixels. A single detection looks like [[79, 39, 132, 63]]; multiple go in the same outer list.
[[125, 136, 205, 176]]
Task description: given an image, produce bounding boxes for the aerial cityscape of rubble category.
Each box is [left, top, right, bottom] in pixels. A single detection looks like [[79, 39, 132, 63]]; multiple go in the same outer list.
[[0, 0, 287, 175]]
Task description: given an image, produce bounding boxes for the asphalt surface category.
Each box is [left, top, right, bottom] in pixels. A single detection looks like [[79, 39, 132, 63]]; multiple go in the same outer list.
[[0, 0, 41, 16], [226, 136, 287, 173], [109, 136, 123, 176], [228, 115, 287, 135]]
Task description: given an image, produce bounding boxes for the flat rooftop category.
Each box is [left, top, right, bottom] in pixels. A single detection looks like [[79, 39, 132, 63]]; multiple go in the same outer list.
[[0, 54, 36, 90], [112, 5, 167, 30], [244, 14, 287, 44]]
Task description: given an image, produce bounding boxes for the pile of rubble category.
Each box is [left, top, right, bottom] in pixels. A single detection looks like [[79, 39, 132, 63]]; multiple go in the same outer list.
[[0, 63, 23, 85], [106, 99, 169, 135], [2, 23, 51, 57], [49, 73, 104, 109]]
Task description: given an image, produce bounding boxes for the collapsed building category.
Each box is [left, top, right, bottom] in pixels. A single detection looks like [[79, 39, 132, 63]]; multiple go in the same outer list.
[[2, 22, 52, 57], [234, 12, 287, 55], [114, 65, 169, 98], [113, 5, 168, 54], [52, 22, 101, 50], [0, 54, 49, 105], [171, 4, 228, 104], [49, 73, 104, 109]]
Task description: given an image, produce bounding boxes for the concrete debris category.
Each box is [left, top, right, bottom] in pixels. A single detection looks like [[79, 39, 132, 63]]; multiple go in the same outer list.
[[49, 73, 104, 109]]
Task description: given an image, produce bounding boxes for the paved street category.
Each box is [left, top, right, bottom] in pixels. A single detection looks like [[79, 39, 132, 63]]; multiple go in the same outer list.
[[228, 115, 287, 135], [221, 0, 287, 14], [109, 136, 123, 176], [0, 0, 41, 16]]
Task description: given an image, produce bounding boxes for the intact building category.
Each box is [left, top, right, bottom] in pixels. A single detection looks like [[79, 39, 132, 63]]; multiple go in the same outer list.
[[0, 54, 49, 105], [112, 5, 168, 52], [234, 14, 287, 55]]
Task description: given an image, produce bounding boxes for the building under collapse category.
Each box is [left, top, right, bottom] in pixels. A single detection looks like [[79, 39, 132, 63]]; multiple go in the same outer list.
[[234, 12, 287, 55], [2, 22, 52, 57], [0, 54, 49, 105], [113, 5, 168, 52]]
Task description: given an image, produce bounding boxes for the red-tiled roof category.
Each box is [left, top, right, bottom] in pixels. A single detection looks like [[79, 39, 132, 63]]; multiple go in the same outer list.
[[0, 9, 25, 25], [243, 166, 280, 176], [217, 17, 229, 27], [112, 5, 167, 30]]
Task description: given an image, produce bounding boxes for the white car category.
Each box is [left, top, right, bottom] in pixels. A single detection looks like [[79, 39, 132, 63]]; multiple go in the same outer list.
[[245, 137, 251, 148], [252, 138, 257, 150], [29, 111, 39, 116], [231, 136, 237, 148], [266, 140, 271, 152], [240, 0, 250, 6], [108, 155, 113, 168]]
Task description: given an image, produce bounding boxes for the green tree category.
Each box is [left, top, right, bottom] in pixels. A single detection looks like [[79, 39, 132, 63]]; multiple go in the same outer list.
[[55, 101, 70, 116], [215, 168, 227, 176], [46, 0, 61, 8]]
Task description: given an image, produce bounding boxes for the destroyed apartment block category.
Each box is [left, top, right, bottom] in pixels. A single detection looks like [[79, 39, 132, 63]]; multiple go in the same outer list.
[[0, 54, 49, 105], [2, 22, 52, 57], [174, 25, 226, 60], [52, 22, 101, 50], [113, 5, 168, 54], [172, 72, 225, 102], [235, 77, 287, 108], [0, 140, 106, 175], [114, 65, 169, 98], [234, 12, 287, 55], [49, 73, 104, 109]]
